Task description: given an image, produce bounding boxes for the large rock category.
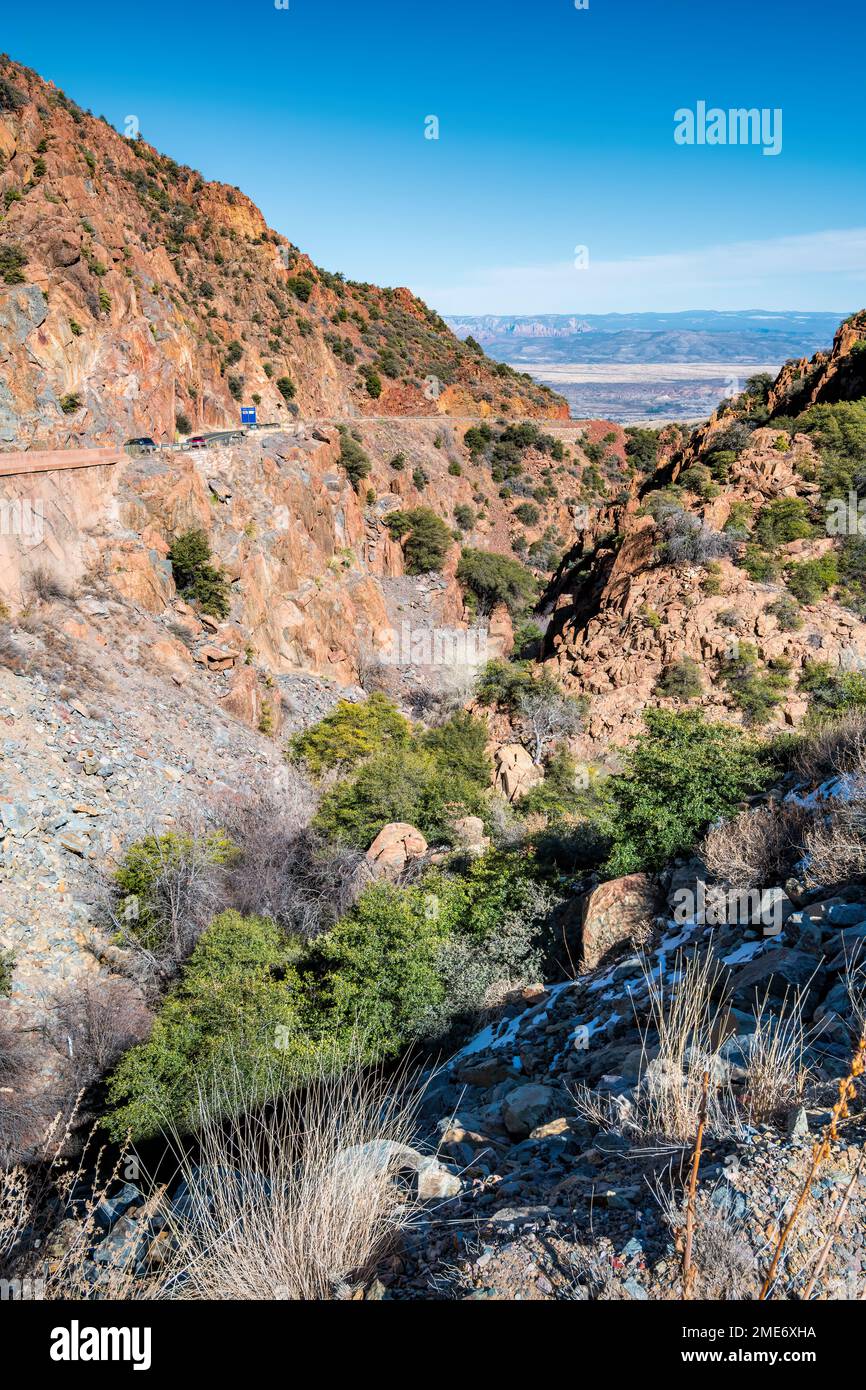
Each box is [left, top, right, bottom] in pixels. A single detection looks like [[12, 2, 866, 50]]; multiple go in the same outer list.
[[494, 744, 543, 803], [334, 1141, 460, 1201], [366, 822, 428, 877], [452, 815, 490, 856], [502, 1083, 557, 1138], [580, 872, 658, 970]]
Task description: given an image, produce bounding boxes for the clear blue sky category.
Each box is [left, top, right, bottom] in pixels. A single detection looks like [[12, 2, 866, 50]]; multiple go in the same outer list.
[[5, 0, 865, 313]]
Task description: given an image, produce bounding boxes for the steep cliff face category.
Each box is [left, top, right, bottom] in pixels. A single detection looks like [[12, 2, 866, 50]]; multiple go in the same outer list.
[[0, 56, 566, 450], [767, 309, 866, 416]]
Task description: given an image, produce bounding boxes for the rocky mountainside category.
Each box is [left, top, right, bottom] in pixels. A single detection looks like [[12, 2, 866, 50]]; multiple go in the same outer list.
[[0, 55, 566, 450], [542, 311, 866, 758]]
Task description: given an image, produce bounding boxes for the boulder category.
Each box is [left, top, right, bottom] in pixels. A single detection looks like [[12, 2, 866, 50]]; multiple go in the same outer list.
[[452, 814, 490, 856], [494, 744, 543, 803], [580, 872, 658, 970], [366, 822, 428, 877], [502, 1083, 557, 1138], [334, 1141, 460, 1201]]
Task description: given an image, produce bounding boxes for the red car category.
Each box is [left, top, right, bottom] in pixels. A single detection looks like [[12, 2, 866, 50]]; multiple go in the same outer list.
[[187, 435, 206, 449]]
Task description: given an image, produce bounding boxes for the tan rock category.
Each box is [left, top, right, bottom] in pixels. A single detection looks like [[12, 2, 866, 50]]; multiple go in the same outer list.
[[366, 822, 428, 877], [494, 743, 543, 803], [580, 872, 658, 971]]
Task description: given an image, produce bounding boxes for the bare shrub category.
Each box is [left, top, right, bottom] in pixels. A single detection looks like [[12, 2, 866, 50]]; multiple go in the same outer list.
[[802, 799, 866, 889], [26, 566, 70, 602], [658, 510, 737, 568], [105, 827, 230, 986], [516, 682, 585, 764], [44, 978, 153, 1089], [659, 1184, 759, 1299], [159, 1055, 425, 1301], [220, 788, 369, 939], [0, 1017, 44, 1164], [701, 802, 811, 890], [793, 709, 866, 783], [0, 625, 25, 672]]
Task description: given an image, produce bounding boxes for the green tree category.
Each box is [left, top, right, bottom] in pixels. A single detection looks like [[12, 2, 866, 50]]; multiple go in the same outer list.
[[605, 709, 772, 875]]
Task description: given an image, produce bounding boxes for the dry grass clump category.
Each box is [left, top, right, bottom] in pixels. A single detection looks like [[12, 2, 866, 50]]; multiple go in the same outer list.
[[574, 952, 811, 1148], [575, 951, 737, 1148], [740, 986, 811, 1126], [802, 798, 866, 888], [794, 709, 866, 783], [659, 1184, 760, 1300], [159, 1056, 426, 1301], [702, 802, 811, 891]]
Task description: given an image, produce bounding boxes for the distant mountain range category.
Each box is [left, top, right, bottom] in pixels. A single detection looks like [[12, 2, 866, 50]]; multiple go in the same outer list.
[[446, 311, 845, 366]]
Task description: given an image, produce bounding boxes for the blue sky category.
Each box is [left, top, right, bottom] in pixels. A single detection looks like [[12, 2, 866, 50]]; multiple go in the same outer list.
[[5, 0, 865, 314]]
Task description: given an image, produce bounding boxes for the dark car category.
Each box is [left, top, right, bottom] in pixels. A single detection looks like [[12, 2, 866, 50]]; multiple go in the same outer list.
[[125, 436, 157, 452]]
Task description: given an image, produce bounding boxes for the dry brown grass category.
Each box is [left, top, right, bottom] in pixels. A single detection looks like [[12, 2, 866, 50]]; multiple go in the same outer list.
[[794, 709, 866, 782], [574, 951, 811, 1149], [802, 798, 866, 889], [740, 986, 811, 1125], [574, 950, 738, 1148], [657, 1182, 760, 1300], [701, 802, 811, 891], [158, 1055, 427, 1301]]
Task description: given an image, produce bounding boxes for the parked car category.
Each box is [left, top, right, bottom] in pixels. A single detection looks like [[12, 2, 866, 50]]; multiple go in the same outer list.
[[125, 436, 157, 452]]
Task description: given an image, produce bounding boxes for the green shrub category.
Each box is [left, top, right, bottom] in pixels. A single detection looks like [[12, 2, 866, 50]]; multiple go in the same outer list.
[[754, 498, 814, 547], [0, 242, 27, 284], [105, 911, 309, 1140], [314, 742, 487, 850], [766, 595, 803, 630], [721, 643, 790, 725], [287, 275, 313, 302], [741, 544, 779, 582], [276, 375, 296, 402], [59, 393, 81, 415], [655, 656, 703, 702], [360, 365, 382, 399], [412, 466, 428, 491], [786, 551, 838, 603], [799, 660, 866, 714], [289, 693, 410, 778], [513, 502, 541, 526], [457, 548, 537, 616], [389, 451, 406, 471], [475, 658, 533, 712], [793, 400, 866, 498], [383, 507, 453, 573], [337, 429, 371, 491], [604, 709, 772, 875], [113, 831, 236, 955], [448, 460, 462, 476], [421, 710, 491, 786], [453, 503, 475, 531], [167, 528, 231, 617], [175, 411, 192, 436]]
